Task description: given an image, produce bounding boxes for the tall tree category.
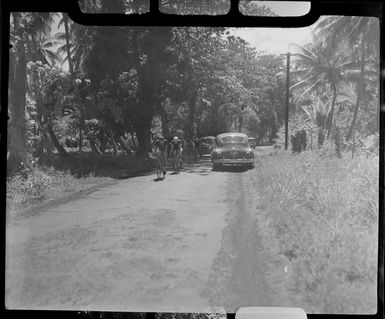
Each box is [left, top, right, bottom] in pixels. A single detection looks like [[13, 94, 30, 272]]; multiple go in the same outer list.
[[130, 27, 173, 154], [290, 38, 357, 139], [315, 16, 380, 140], [8, 13, 57, 173], [59, 13, 74, 75], [8, 13, 28, 173]]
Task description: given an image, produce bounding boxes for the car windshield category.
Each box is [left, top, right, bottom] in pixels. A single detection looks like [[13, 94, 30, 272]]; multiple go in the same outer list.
[[221, 136, 248, 145]]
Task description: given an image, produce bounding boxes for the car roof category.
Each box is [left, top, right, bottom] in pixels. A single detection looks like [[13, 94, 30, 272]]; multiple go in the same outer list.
[[217, 132, 249, 139]]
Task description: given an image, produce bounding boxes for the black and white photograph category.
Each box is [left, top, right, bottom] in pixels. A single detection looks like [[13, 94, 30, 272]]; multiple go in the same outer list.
[[5, 0, 380, 315]]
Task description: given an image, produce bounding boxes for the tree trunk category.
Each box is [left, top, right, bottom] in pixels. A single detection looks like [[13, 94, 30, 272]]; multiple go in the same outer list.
[[62, 13, 74, 75], [78, 128, 83, 151], [318, 128, 325, 148], [132, 29, 156, 156], [135, 121, 152, 156], [88, 137, 102, 155], [41, 131, 52, 155], [47, 123, 69, 156], [160, 104, 171, 137], [119, 136, 132, 154], [238, 115, 243, 132], [188, 90, 198, 138], [100, 130, 107, 153], [109, 128, 118, 156], [333, 127, 342, 158], [8, 28, 27, 174], [82, 122, 102, 155], [326, 83, 337, 139], [76, 87, 102, 155], [347, 40, 366, 140]]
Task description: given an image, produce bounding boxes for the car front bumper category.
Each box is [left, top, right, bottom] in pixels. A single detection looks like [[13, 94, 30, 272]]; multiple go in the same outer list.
[[212, 158, 254, 166]]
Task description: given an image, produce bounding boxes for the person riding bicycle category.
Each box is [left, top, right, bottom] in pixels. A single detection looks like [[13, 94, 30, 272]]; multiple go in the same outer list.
[[170, 136, 183, 171], [153, 135, 167, 178]]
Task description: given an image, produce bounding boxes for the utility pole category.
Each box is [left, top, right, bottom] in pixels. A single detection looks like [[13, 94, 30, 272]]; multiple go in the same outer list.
[[285, 52, 290, 151]]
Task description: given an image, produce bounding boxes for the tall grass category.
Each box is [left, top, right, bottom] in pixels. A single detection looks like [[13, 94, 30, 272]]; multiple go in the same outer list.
[[6, 165, 111, 216], [254, 151, 378, 313]]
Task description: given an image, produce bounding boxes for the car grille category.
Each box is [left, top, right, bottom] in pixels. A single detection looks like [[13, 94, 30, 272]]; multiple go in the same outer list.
[[222, 150, 241, 158]]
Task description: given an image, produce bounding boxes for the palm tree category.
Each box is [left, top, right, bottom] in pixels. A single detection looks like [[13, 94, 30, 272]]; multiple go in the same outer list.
[[8, 12, 58, 173], [315, 16, 380, 140], [301, 95, 329, 148], [55, 13, 98, 151], [27, 32, 60, 66], [290, 37, 357, 139], [55, 19, 96, 76], [8, 13, 28, 173], [57, 13, 74, 75]]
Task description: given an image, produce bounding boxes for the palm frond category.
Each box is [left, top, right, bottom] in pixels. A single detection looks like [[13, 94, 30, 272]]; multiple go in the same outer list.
[[57, 17, 64, 29], [335, 60, 359, 70], [315, 16, 344, 31], [297, 78, 323, 101], [42, 40, 61, 48], [54, 32, 68, 41], [290, 75, 318, 90], [301, 104, 314, 121], [291, 44, 318, 64]]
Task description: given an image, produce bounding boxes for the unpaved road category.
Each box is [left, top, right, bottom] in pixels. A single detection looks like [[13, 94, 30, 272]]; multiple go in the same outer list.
[[6, 150, 295, 312]]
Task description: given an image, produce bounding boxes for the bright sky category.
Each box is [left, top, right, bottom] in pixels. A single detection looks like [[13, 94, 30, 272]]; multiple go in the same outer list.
[[255, 1, 311, 16], [233, 1, 315, 54], [231, 26, 315, 55]]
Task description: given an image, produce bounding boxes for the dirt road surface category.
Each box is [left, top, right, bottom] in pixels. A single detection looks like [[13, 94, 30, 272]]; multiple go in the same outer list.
[[6, 150, 295, 312]]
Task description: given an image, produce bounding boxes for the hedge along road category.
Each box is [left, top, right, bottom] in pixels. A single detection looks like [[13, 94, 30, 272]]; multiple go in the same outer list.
[[6, 150, 295, 312]]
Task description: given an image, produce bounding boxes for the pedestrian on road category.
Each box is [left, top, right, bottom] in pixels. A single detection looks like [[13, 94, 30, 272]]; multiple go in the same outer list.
[[152, 135, 168, 178], [170, 136, 183, 172]]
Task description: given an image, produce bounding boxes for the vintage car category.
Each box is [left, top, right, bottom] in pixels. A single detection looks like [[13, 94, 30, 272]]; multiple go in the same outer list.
[[211, 133, 255, 169], [198, 136, 216, 156]]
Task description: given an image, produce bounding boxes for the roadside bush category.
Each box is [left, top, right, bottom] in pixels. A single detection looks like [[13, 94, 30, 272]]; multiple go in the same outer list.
[[38, 152, 156, 178], [254, 151, 378, 313], [6, 165, 107, 216]]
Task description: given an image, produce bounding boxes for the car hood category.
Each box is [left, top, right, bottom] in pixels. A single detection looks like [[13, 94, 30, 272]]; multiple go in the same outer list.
[[213, 144, 253, 152]]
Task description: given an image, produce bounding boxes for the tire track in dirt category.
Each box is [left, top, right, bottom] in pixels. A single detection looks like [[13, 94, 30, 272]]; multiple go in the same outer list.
[[204, 169, 292, 312]]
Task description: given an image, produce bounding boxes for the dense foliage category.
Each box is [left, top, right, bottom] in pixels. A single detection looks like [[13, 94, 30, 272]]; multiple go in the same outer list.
[[7, 1, 379, 175]]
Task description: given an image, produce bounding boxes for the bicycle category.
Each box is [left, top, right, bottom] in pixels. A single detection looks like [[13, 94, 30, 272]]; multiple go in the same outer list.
[[171, 149, 182, 173], [150, 148, 166, 180]]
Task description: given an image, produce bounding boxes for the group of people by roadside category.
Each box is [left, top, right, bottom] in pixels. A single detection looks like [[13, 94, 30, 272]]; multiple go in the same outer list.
[[150, 135, 200, 179]]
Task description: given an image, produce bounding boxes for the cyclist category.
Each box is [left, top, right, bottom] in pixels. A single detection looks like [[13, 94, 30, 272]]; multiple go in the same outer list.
[[169, 136, 183, 172], [153, 135, 167, 178]]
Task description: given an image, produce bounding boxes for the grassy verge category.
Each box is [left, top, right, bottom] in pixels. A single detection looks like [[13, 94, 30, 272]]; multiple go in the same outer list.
[[6, 166, 113, 217], [7, 152, 157, 217], [253, 150, 378, 314]]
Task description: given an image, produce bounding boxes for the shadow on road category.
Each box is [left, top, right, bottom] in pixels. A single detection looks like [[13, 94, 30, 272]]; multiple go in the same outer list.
[[182, 158, 214, 176], [121, 156, 254, 181], [182, 158, 252, 175], [213, 166, 250, 173]]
